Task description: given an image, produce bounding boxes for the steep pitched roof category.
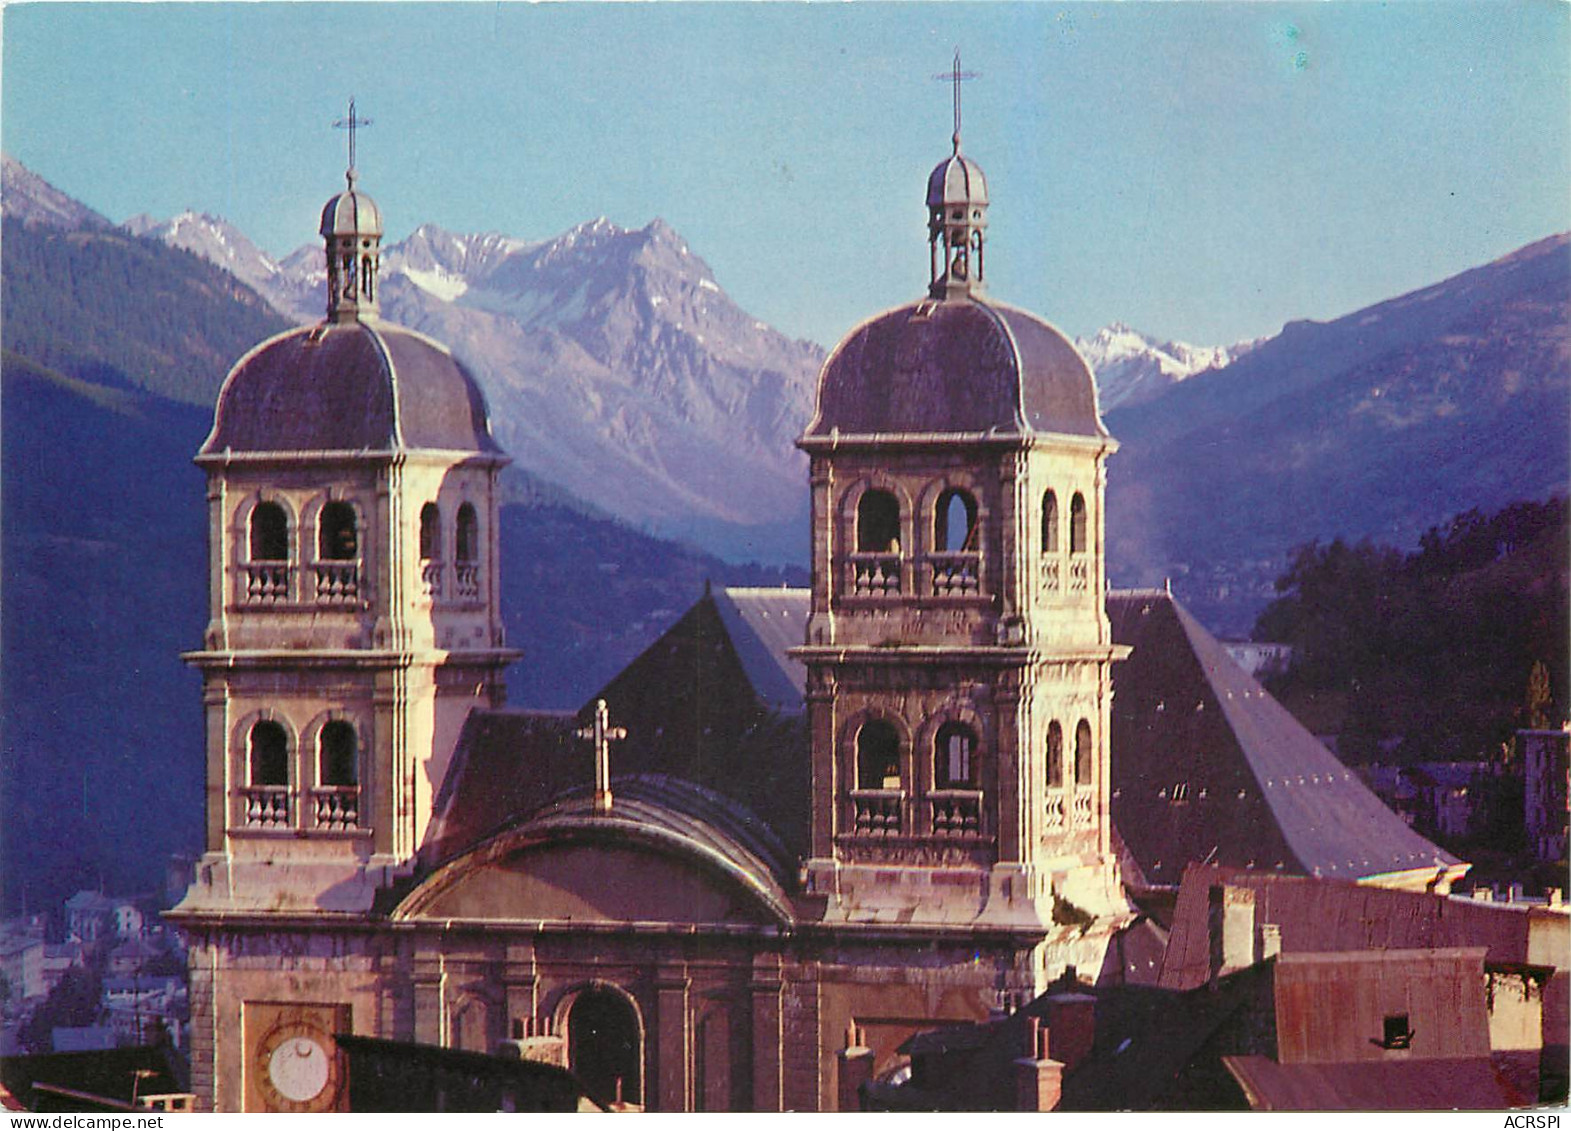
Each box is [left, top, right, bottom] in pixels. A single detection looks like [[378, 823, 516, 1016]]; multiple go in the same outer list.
[[1107, 591, 1460, 884], [710, 587, 808, 712]]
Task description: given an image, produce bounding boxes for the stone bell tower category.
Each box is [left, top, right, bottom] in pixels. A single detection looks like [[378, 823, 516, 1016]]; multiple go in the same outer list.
[[792, 92, 1131, 982], [178, 121, 519, 915]]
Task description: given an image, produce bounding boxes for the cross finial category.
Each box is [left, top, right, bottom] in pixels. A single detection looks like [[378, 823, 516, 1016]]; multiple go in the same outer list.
[[576, 699, 627, 813], [933, 48, 980, 154], [332, 96, 373, 187]]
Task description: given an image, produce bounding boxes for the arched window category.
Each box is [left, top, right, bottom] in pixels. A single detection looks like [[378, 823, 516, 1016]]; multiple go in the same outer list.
[[935, 488, 978, 552], [856, 720, 902, 790], [419, 503, 441, 561], [569, 988, 642, 1108], [319, 502, 358, 561], [1042, 491, 1059, 554], [249, 503, 289, 561], [934, 722, 978, 789], [856, 490, 901, 553], [1046, 721, 1064, 789], [319, 721, 357, 787], [1070, 493, 1087, 555], [456, 503, 479, 563], [451, 997, 489, 1054], [249, 721, 288, 787], [1074, 719, 1093, 785]]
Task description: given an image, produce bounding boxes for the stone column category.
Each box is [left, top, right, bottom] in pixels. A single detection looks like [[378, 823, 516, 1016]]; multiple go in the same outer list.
[[749, 954, 784, 1112], [655, 964, 691, 1111]]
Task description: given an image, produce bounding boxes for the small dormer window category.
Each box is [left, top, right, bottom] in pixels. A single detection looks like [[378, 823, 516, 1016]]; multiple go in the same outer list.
[[1380, 1014, 1413, 1050]]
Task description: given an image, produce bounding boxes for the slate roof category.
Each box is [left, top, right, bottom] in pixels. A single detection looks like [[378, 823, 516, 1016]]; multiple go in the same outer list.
[[200, 321, 502, 457], [419, 705, 796, 901], [1108, 590, 1460, 884], [710, 586, 809, 712], [0, 1046, 187, 1111], [1222, 1055, 1530, 1111], [803, 298, 1107, 441], [1158, 864, 1558, 990]]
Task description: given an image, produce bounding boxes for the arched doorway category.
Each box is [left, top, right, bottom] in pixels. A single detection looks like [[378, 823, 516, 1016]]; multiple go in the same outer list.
[[568, 986, 642, 1108]]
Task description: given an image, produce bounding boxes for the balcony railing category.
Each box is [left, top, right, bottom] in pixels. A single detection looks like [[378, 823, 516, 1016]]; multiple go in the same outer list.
[[241, 787, 290, 829], [1044, 792, 1067, 832], [1041, 555, 1062, 594], [928, 790, 983, 836], [313, 787, 360, 830], [926, 552, 980, 597], [314, 561, 360, 605], [1068, 558, 1090, 594], [421, 559, 444, 599], [849, 789, 904, 835], [847, 553, 901, 596], [1072, 789, 1095, 828], [242, 562, 291, 604], [454, 562, 481, 600]]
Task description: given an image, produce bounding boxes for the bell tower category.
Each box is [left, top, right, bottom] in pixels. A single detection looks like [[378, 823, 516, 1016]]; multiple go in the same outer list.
[[793, 105, 1131, 983], [179, 116, 519, 914]]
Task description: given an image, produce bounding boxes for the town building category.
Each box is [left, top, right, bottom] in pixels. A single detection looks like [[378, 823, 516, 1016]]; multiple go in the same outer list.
[[1522, 727, 1570, 864]]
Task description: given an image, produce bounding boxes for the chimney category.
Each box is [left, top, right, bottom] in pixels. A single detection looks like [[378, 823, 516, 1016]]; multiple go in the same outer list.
[[1014, 1022, 1064, 1112], [837, 1021, 874, 1112], [1208, 884, 1256, 982], [1044, 994, 1096, 1074], [1258, 921, 1282, 962]]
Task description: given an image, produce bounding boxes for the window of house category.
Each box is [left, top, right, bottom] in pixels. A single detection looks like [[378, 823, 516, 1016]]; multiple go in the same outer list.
[[319, 721, 358, 787], [249, 721, 288, 787], [935, 488, 978, 553], [319, 502, 358, 560], [1074, 719, 1093, 785], [1042, 490, 1059, 554], [1070, 493, 1087, 555], [935, 722, 978, 789], [250, 503, 289, 561], [456, 503, 479, 563], [1047, 720, 1064, 789], [857, 720, 902, 790], [856, 491, 901, 553], [419, 503, 441, 561], [1381, 1014, 1413, 1050]]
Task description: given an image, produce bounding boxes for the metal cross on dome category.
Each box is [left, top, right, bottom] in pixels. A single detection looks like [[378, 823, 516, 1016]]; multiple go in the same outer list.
[[332, 97, 373, 182], [933, 48, 980, 154], [577, 698, 627, 814]]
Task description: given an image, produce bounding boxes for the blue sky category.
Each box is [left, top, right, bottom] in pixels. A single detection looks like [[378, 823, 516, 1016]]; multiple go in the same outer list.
[[4, 1, 1568, 347]]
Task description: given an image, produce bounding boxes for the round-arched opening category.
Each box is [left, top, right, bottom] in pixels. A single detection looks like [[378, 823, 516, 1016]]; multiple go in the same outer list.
[[1069, 493, 1087, 555], [319, 720, 358, 787], [250, 502, 289, 562], [935, 489, 978, 553], [250, 721, 288, 786], [856, 720, 902, 790], [856, 490, 900, 553], [456, 503, 479, 564], [568, 987, 642, 1108], [934, 721, 978, 789], [319, 502, 358, 561], [1042, 490, 1059, 554], [419, 503, 441, 562], [1074, 719, 1093, 785], [1046, 721, 1064, 789]]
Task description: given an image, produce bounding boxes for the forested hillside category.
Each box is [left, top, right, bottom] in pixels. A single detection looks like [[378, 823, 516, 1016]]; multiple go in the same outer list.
[[1, 218, 288, 406], [1254, 497, 1569, 764]]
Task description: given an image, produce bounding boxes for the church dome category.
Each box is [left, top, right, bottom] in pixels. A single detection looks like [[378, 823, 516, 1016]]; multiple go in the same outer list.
[[319, 174, 382, 239], [803, 297, 1107, 440], [199, 321, 502, 457], [927, 152, 988, 209]]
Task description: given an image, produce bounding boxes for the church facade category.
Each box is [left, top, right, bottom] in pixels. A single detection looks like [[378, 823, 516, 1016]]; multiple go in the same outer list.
[[171, 106, 1428, 1111]]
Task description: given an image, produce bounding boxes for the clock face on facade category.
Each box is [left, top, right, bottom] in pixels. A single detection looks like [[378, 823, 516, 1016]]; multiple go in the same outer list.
[[247, 1004, 348, 1113]]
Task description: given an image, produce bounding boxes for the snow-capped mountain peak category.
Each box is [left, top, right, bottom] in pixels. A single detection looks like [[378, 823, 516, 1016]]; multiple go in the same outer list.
[[1077, 322, 1265, 412]]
